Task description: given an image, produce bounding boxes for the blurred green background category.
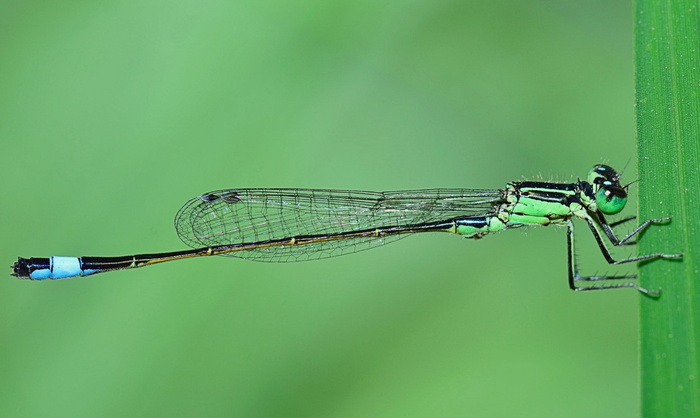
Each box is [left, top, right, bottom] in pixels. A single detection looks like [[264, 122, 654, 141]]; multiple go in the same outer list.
[[0, 1, 640, 417]]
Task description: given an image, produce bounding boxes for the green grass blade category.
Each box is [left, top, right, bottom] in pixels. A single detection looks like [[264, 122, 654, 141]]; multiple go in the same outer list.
[[635, 0, 700, 415]]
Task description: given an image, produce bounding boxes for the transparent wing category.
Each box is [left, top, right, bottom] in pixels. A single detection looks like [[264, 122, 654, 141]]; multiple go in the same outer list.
[[174, 188, 505, 262]]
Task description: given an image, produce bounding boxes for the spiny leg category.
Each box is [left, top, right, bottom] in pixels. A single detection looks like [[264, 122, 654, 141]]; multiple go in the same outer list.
[[598, 214, 678, 247], [584, 216, 682, 264], [566, 220, 658, 295]]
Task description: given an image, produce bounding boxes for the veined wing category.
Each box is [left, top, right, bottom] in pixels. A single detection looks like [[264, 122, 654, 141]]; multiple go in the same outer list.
[[174, 188, 505, 262]]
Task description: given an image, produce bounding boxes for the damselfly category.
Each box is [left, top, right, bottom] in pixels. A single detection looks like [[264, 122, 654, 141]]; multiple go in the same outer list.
[[11, 165, 681, 293]]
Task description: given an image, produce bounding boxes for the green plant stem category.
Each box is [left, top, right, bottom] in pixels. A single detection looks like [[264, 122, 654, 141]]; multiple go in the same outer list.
[[636, 0, 700, 416]]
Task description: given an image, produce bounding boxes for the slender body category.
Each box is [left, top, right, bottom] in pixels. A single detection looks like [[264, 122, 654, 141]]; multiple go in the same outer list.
[[11, 165, 681, 293]]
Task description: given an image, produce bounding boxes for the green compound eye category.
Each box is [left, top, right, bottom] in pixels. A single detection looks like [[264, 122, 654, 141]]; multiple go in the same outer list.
[[596, 186, 627, 214]]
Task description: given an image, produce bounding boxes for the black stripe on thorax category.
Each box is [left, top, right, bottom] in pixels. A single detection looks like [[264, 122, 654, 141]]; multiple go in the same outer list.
[[511, 181, 582, 205]]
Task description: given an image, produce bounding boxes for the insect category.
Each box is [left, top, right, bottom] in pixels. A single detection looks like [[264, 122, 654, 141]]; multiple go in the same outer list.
[[11, 165, 681, 293]]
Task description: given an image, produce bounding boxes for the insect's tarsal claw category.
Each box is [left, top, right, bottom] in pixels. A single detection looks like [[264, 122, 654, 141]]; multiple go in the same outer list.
[[637, 285, 662, 298]]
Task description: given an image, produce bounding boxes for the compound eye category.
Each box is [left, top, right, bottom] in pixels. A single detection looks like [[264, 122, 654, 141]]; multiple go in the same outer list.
[[596, 186, 627, 214]]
